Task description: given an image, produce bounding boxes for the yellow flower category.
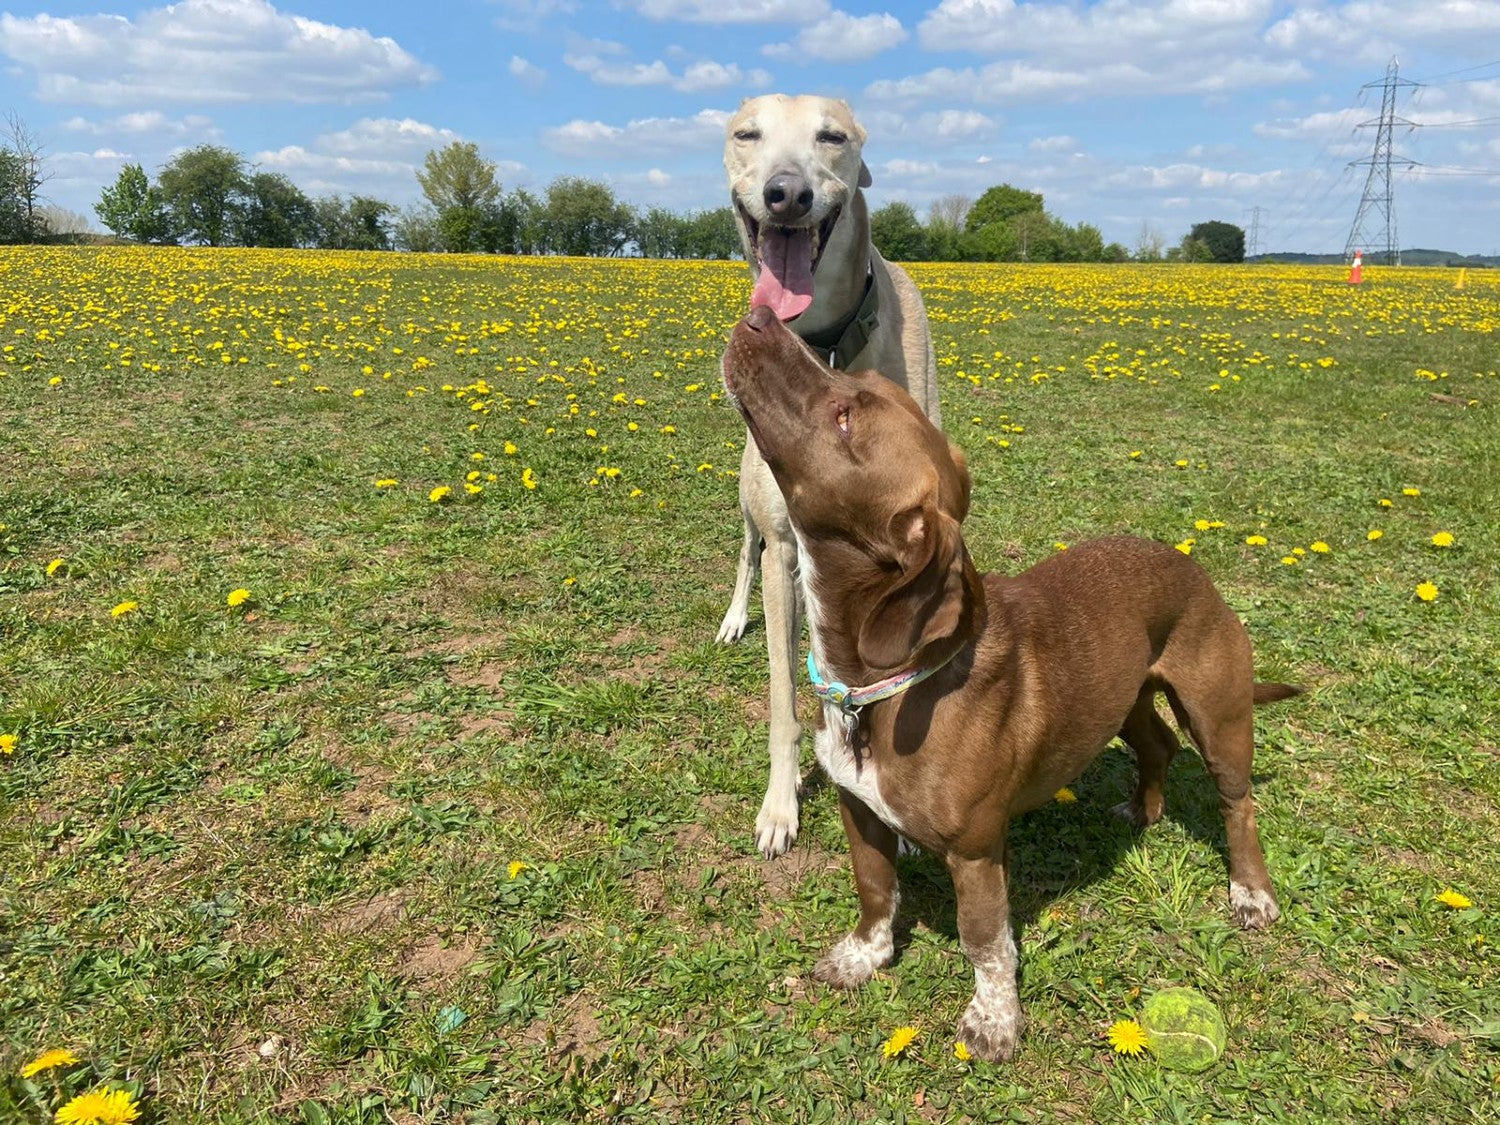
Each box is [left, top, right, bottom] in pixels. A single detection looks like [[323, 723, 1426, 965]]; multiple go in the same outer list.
[[1174, 540, 1194, 555], [1245, 535, 1268, 547], [428, 486, 451, 503], [1415, 582, 1439, 602], [54, 1086, 141, 1124], [1310, 541, 1330, 554], [110, 600, 139, 618], [504, 441, 518, 455], [508, 861, 530, 879], [953, 1040, 972, 1061], [1281, 556, 1298, 566], [226, 588, 251, 608], [1129, 450, 1142, 459], [21, 1047, 79, 1077], [1054, 787, 1077, 803], [1431, 531, 1455, 548], [1107, 1018, 1148, 1056], [1378, 498, 1393, 508], [521, 468, 538, 490], [374, 478, 398, 488], [1402, 487, 1421, 497], [47, 557, 66, 576], [1053, 541, 1068, 551], [0, 733, 16, 755], [1367, 529, 1383, 541], [1436, 888, 1472, 909], [881, 1025, 918, 1059]]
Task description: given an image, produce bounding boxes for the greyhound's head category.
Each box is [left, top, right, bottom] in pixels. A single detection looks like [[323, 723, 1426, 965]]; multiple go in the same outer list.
[[724, 94, 871, 324], [723, 306, 976, 676]]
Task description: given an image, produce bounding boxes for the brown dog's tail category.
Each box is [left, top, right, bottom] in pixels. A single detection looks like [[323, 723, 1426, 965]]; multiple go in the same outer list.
[[1254, 682, 1305, 705]]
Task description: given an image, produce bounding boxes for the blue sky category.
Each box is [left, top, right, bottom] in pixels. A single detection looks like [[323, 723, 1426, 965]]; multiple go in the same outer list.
[[3, 0, 1498, 253]]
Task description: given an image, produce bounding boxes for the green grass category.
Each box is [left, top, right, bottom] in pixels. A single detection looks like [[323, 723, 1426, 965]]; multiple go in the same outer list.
[[1, 249, 1497, 1122]]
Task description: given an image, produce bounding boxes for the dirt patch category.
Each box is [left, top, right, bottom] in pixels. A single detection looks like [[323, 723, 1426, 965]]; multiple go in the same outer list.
[[519, 995, 606, 1062], [330, 889, 410, 935], [400, 934, 479, 984]]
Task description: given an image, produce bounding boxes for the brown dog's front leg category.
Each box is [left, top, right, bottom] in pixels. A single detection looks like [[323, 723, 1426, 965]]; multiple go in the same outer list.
[[948, 847, 1024, 1062], [813, 790, 899, 989]]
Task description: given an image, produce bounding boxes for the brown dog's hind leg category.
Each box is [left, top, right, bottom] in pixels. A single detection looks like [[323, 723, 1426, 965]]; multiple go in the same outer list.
[[814, 791, 899, 988], [1113, 690, 1179, 829], [1163, 684, 1281, 930]]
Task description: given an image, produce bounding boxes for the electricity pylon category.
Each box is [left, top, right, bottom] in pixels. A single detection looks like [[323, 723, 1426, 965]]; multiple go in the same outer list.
[[1344, 57, 1419, 266]]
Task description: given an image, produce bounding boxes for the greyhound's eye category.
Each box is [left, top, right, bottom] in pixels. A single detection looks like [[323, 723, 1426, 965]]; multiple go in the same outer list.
[[734, 129, 761, 142], [817, 130, 847, 146]]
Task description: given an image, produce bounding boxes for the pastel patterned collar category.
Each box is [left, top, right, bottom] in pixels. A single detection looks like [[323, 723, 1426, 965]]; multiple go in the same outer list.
[[806, 645, 960, 723]]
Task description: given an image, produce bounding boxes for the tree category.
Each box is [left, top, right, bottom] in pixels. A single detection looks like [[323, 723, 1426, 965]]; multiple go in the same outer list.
[[237, 171, 315, 247], [870, 201, 928, 261], [637, 206, 684, 258], [392, 205, 442, 253], [508, 189, 545, 255], [158, 145, 248, 246], [1134, 222, 1166, 262], [544, 176, 635, 257], [1187, 220, 1245, 263], [683, 207, 738, 259], [416, 141, 501, 253], [2, 112, 48, 243], [95, 163, 173, 243], [966, 183, 1043, 233], [926, 194, 972, 261]]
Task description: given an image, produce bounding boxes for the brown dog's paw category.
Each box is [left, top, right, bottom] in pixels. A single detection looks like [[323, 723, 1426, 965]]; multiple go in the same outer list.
[[1110, 799, 1157, 830], [1230, 881, 1281, 929], [812, 932, 890, 989], [955, 998, 1025, 1063]]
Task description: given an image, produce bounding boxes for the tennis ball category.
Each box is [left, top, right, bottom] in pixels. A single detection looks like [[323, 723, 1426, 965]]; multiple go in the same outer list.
[[1140, 987, 1226, 1072]]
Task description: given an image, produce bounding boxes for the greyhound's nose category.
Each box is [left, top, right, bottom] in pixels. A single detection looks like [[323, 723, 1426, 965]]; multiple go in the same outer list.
[[764, 173, 813, 220], [746, 305, 777, 331]]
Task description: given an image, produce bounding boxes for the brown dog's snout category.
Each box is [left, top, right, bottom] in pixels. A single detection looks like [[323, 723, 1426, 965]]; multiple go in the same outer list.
[[744, 305, 777, 332], [764, 172, 813, 220]]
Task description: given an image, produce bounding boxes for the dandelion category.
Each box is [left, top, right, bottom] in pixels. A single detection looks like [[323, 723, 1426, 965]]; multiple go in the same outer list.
[[1310, 541, 1331, 554], [54, 1086, 141, 1124], [1431, 531, 1455, 548], [1436, 888, 1472, 909], [46, 557, 66, 576], [1175, 539, 1194, 555], [1367, 529, 1383, 541], [1054, 787, 1077, 803], [1402, 487, 1421, 497], [1245, 535, 1268, 547], [508, 861, 530, 878], [428, 486, 451, 503], [1378, 498, 1393, 508], [1054, 541, 1068, 551], [1129, 450, 1142, 459], [0, 733, 16, 755], [521, 468, 538, 490], [21, 1047, 80, 1077], [1281, 556, 1299, 566], [226, 588, 251, 608], [881, 1025, 918, 1059], [1415, 582, 1439, 602], [110, 600, 139, 618], [464, 483, 483, 496], [374, 478, 398, 488], [1106, 1019, 1149, 1056], [953, 1040, 972, 1061]]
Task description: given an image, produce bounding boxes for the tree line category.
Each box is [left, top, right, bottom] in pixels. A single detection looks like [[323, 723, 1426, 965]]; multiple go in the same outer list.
[[3, 118, 1247, 263]]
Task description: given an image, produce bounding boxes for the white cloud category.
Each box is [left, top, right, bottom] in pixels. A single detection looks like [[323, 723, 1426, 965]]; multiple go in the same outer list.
[[1029, 135, 1078, 153], [0, 0, 437, 106], [764, 11, 908, 63], [542, 109, 732, 159], [1265, 1, 1500, 62], [564, 51, 770, 92], [509, 55, 548, 89], [623, 0, 829, 24], [314, 118, 461, 156], [62, 111, 219, 139], [858, 108, 1000, 145]]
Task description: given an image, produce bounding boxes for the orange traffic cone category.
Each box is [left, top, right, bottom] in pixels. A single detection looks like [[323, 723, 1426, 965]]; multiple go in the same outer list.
[[1348, 250, 1363, 285]]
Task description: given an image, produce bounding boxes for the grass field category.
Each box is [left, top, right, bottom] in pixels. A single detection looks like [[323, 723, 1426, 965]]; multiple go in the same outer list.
[[2, 246, 1497, 1123]]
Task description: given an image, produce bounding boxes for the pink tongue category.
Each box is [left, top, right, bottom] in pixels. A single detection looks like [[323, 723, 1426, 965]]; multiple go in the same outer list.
[[752, 228, 815, 321]]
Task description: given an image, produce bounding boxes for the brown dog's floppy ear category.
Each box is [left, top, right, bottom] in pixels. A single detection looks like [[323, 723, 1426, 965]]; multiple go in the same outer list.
[[858, 160, 873, 189], [857, 506, 967, 672], [946, 441, 971, 522]]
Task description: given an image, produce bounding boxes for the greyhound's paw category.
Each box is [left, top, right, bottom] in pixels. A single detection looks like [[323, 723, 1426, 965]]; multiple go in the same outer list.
[[813, 932, 892, 990], [1230, 881, 1281, 929], [715, 610, 748, 644], [955, 996, 1024, 1063], [755, 791, 799, 859]]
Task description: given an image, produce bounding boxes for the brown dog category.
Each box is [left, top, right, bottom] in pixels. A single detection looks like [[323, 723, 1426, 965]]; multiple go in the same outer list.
[[721, 305, 1301, 1062]]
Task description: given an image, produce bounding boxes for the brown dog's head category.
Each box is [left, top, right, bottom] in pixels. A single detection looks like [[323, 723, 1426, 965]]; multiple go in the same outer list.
[[723, 306, 977, 677]]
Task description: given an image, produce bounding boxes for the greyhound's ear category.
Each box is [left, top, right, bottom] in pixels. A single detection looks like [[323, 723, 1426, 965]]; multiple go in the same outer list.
[[858, 160, 873, 189], [857, 507, 967, 672]]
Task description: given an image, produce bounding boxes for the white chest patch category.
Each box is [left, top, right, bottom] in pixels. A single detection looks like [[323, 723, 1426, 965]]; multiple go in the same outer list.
[[813, 706, 909, 835]]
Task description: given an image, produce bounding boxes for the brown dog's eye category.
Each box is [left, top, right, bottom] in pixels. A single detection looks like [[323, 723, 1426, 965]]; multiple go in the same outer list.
[[835, 404, 851, 436]]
